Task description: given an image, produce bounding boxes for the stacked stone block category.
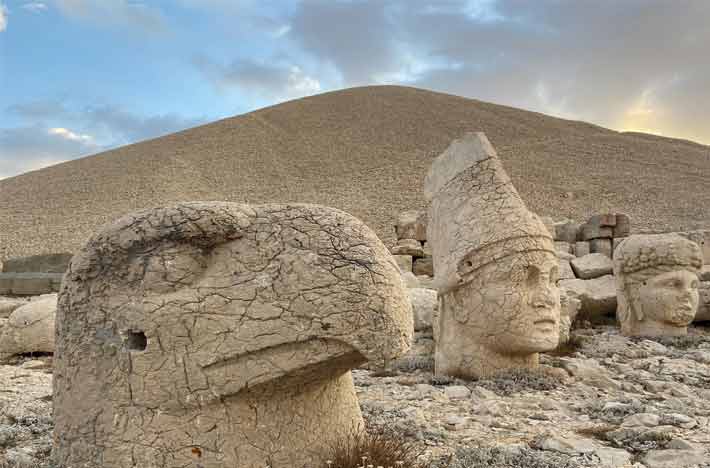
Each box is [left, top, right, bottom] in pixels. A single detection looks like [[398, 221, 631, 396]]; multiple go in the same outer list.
[[391, 210, 433, 277]]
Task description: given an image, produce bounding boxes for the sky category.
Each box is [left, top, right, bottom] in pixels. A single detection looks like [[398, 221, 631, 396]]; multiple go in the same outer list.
[[1, 0, 709, 179]]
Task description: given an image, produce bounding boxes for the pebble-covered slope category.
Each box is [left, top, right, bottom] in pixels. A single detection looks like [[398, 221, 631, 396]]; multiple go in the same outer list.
[[1, 85, 709, 262]]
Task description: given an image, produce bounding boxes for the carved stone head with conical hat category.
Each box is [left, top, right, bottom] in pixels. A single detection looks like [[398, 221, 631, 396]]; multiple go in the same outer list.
[[425, 132, 560, 378], [614, 234, 702, 337]]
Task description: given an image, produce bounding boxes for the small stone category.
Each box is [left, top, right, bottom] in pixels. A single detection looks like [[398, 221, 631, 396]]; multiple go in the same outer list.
[[471, 386, 497, 400], [639, 340, 668, 355], [537, 435, 597, 455], [444, 385, 471, 399], [699, 265, 710, 282], [622, 413, 660, 428], [414, 383, 438, 396], [641, 449, 707, 468], [666, 439, 696, 450], [594, 447, 632, 467]]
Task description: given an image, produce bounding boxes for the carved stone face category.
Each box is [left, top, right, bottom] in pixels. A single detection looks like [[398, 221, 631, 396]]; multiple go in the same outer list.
[[637, 269, 699, 328], [450, 251, 561, 355]]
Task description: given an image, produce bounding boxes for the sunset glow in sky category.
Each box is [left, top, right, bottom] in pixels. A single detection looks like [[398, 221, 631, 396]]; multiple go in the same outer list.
[[1, 0, 709, 179]]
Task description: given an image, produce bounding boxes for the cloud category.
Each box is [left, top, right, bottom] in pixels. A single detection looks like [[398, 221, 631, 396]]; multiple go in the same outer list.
[[193, 55, 321, 101], [1, 101, 206, 179], [0, 125, 101, 179], [53, 0, 167, 33], [281, 0, 710, 144], [49, 127, 94, 143], [22, 2, 48, 13], [81, 105, 205, 143], [0, 2, 8, 31]]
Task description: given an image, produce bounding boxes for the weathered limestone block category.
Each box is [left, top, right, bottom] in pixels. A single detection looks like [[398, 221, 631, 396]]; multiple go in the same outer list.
[[413, 256, 434, 276], [559, 275, 617, 320], [53, 202, 412, 468], [613, 214, 631, 238], [571, 253, 613, 280], [409, 288, 438, 331], [393, 254, 413, 273], [575, 241, 590, 257], [588, 214, 617, 228], [696, 282, 710, 321], [555, 241, 573, 254], [2, 253, 73, 273], [559, 259, 576, 281], [554, 221, 580, 244], [0, 294, 56, 361], [581, 224, 613, 240], [391, 238, 424, 256], [395, 210, 427, 241], [590, 238, 613, 258], [614, 234, 703, 337], [424, 133, 560, 378]]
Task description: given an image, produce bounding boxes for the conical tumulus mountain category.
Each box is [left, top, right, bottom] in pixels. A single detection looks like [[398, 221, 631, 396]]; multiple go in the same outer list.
[[1, 85, 709, 262]]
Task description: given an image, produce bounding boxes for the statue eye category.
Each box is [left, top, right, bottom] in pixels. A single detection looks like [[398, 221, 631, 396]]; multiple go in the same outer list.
[[526, 266, 541, 286]]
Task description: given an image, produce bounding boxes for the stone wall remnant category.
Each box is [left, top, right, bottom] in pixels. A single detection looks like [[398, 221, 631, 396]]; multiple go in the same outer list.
[[53, 202, 412, 468], [614, 234, 703, 337], [424, 132, 560, 378]]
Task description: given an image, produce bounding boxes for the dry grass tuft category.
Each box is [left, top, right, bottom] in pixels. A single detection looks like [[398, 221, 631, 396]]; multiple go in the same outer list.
[[323, 425, 426, 468]]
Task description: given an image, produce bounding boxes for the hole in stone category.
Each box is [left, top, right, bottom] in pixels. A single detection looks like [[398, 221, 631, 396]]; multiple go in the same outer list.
[[191, 447, 202, 458], [125, 330, 147, 351]]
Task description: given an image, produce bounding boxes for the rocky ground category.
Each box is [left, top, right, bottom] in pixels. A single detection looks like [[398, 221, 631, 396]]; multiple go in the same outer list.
[[2, 324, 709, 467]]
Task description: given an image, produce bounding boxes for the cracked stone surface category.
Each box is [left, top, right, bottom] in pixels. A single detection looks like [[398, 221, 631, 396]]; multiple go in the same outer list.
[[614, 234, 703, 337], [424, 133, 561, 378], [0, 294, 57, 362], [52, 202, 412, 468]]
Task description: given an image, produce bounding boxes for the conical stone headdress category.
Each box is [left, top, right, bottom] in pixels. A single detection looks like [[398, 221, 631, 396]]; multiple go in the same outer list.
[[424, 132, 555, 293]]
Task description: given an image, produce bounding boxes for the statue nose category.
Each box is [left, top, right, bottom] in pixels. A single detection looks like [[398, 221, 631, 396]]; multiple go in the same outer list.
[[533, 283, 556, 307]]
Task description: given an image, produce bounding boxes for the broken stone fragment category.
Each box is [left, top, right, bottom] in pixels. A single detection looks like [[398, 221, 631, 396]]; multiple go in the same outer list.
[[391, 238, 424, 256], [0, 294, 56, 361], [559, 275, 617, 320], [571, 253, 613, 279], [53, 202, 412, 468]]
